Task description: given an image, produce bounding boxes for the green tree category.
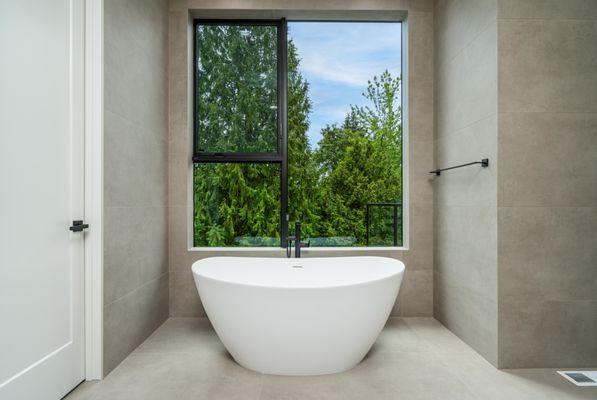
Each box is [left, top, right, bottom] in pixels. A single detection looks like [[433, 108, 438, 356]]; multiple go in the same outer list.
[[313, 71, 403, 245], [194, 163, 280, 246], [196, 25, 278, 153]]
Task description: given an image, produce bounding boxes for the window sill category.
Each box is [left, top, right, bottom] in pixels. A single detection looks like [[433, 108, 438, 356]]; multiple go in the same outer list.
[[301, 246, 408, 252]]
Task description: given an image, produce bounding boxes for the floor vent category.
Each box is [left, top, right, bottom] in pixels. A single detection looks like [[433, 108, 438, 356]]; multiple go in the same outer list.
[[558, 371, 597, 386]]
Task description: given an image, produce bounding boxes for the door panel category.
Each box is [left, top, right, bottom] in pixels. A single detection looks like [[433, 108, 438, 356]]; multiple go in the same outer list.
[[0, 0, 86, 398]]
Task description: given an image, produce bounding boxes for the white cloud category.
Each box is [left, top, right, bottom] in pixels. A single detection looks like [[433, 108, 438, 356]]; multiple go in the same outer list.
[[300, 57, 381, 87], [289, 22, 402, 86]]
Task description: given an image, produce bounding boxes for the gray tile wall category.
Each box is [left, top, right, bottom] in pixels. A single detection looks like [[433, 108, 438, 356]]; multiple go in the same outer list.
[[435, 0, 597, 369], [496, 1, 597, 368], [433, 0, 499, 366], [104, 0, 170, 376], [168, 0, 435, 318]]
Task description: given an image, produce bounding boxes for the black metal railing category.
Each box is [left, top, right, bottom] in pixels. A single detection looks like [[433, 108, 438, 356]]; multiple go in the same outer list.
[[365, 202, 402, 247]]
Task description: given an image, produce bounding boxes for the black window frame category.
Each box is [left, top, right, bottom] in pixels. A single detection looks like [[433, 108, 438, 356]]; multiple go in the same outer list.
[[193, 18, 289, 247], [193, 18, 404, 249]]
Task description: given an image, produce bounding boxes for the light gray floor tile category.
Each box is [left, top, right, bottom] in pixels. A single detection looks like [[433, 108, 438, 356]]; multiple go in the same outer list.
[[65, 317, 597, 400], [62, 381, 101, 400], [373, 317, 433, 354], [404, 317, 479, 356], [136, 317, 225, 355], [501, 369, 597, 400]]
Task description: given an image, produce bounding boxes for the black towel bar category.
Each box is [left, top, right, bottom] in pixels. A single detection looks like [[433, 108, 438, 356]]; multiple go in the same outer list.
[[430, 158, 489, 176]]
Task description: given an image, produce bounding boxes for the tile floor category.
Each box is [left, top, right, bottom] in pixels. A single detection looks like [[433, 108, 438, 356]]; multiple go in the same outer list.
[[65, 318, 597, 400]]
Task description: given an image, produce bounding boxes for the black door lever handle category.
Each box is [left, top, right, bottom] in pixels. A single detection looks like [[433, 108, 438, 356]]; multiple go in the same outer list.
[[69, 220, 89, 232]]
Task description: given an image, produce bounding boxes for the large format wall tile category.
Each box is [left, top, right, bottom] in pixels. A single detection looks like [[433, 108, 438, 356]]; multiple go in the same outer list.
[[409, 78, 435, 142], [435, 205, 497, 297], [435, 0, 497, 69], [498, 297, 597, 368], [408, 202, 434, 260], [434, 271, 498, 365], [435, 0, 597, 369], [499, 206, 597, 306], [104, 206, 168, 305], [104, 0, 168, 134], [168, 72, 190, 157], [170, 270, 205, 317], [103, 273, 169, 374], [496, 2, 597, 368], [104, 0, 169, 376], [498, 19, 597, 113], [409, 12, 434, 82], [104, 110, 167, 208], [498, 112, 597, 207], [436, 21, 497, 137], [498, 0, 597, 20], [434, 0, 498, 367], [170, 0, 434, 13], [435, 114, 497, 208], [434, 203, 499, 366], [168, 151, 191, 209], [399, 269, 433, 316]]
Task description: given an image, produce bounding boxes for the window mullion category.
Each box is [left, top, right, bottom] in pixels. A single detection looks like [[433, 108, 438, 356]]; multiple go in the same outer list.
[[192, 153, 282, 163]]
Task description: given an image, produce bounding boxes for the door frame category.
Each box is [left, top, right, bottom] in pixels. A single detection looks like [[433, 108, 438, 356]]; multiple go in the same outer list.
[[84, 0, 104, 380]]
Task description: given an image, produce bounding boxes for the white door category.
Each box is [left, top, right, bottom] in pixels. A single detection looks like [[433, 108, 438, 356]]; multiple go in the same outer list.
[[0, 0, 86, 399]]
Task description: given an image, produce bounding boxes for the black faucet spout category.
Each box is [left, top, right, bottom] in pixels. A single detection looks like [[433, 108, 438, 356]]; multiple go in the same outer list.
[[294, 221, 310, 258], [295, 221, 302, 258], [286, 221, 310, 258]]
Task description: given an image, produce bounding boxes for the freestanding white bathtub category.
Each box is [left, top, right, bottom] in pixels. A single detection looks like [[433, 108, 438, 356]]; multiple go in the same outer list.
[[192, 256, 405, 375]]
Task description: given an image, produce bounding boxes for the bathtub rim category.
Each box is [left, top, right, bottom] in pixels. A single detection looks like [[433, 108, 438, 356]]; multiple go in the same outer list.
[[192, 256, 405, 290]]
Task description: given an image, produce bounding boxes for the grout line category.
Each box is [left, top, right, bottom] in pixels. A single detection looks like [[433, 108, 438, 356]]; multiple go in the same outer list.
[[497, 205, 597, 209], [497, 111, 597, 115], [134, 317, 171, 352], [498, 17, 597, 22], [437, 18, 496, 70], [104, 271, 169, 308], [257, 374, 265, 400], [104, 108, 168, 143], [436, 112, 497, 141], [105, 205, 168, 209], [434, 205, 498, 209]]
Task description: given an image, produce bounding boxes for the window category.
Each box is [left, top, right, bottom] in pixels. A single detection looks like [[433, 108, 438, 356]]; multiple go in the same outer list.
[[193, 19, 403, 247], [194, 23, 279, 154]]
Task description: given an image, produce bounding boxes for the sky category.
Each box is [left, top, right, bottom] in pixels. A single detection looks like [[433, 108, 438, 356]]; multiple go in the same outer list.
[[288, 22, 402, 148]]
